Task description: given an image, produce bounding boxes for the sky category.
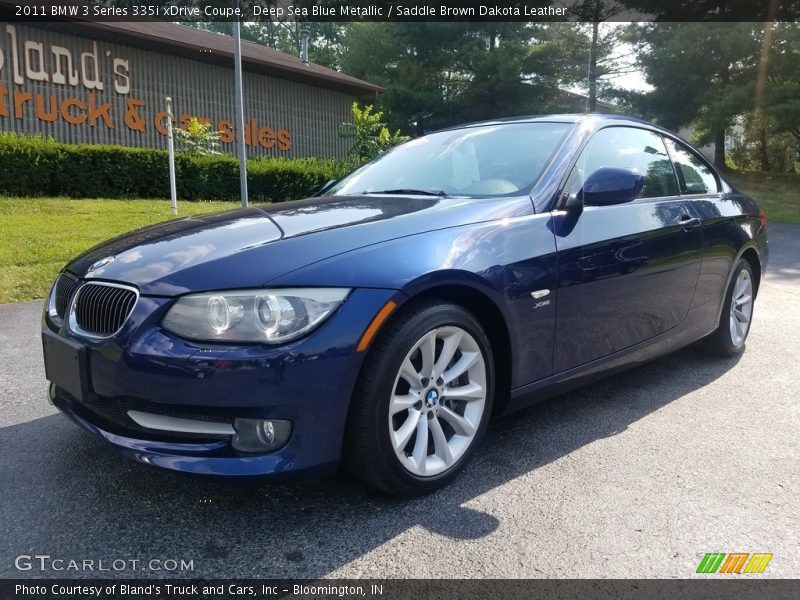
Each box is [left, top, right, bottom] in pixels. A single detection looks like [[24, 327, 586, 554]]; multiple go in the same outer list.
[[566, 23, 653, 96], [597, 22, 652, 92]]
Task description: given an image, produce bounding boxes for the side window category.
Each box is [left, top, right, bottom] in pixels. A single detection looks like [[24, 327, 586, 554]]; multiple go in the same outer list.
[[664, 138, 719, 195], [564, 127, 678, 201]]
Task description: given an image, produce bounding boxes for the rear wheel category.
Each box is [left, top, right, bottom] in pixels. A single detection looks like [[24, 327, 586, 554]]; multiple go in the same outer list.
[[345, 300, 494, 497], [706, 258, 755, 357]]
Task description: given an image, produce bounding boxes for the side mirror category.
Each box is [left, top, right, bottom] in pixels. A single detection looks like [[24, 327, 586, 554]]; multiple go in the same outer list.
[[314, 179, 336, 196], [581, 167, 644, 206]]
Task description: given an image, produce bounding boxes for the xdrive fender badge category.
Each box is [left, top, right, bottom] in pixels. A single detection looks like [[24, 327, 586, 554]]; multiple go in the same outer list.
[[531, 289, 551, 308]]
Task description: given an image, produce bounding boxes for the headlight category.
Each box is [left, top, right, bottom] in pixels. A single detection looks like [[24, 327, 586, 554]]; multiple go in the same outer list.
[[162, 288, 350, 343], [46, 278, 62, 325]]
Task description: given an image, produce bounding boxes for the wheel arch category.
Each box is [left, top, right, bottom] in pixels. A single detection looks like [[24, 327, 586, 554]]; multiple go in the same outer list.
[[408, 280, 514, 418], [739, 246, 762, 297], [342, 282, 512, 495], [710, 242, 764, 329]]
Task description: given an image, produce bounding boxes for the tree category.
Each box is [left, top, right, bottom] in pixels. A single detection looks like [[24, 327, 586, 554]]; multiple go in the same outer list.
[[339, 23, 451, 133], [763, 23, 800, 144], [721, 23, 800, 172], [530, 21, 636, 112], [567, 1, 632, 112], [175, 117, 222, 155], [190, 21, 346, 70], [728, 112, 797, 173], [339, 20, 574, 134], [628, 22, 763, 168], [244, 22, 346, 70], [445, 23, 545, 123], [340, 103, 408, 164], [619, 0, 800, 21]]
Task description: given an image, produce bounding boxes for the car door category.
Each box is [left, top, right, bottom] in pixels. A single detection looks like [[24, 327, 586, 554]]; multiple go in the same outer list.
[[551, 126, 704, 373], [662, 137, 731, 311]]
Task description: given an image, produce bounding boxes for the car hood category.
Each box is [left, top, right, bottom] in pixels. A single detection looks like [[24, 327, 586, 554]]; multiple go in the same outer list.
[[67, 194, 532, 296]]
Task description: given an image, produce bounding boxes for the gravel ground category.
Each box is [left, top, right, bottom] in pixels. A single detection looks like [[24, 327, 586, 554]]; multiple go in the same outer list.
[[0, 224, 797, 579]]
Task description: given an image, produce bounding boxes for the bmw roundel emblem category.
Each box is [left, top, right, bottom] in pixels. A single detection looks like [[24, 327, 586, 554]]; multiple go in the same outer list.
[[88, 256, 115, 271], [425, 389, 439, 407]]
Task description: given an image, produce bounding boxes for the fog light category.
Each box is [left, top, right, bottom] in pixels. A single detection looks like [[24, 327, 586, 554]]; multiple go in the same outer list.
[[232, 418, 291, 453], [48, 382, 57, 404]]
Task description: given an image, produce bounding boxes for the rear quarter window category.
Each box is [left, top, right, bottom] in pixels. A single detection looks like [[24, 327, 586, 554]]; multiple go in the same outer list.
[[664, 138, 720, 195]]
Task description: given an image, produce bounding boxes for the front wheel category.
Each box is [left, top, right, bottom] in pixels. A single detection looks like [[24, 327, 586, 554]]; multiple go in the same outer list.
[[345, 300, 494, 497], [705, 258, 756, 357]]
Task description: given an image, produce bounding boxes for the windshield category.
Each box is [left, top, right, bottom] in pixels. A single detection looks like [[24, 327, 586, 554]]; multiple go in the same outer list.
[[330, 122, 573, 198]]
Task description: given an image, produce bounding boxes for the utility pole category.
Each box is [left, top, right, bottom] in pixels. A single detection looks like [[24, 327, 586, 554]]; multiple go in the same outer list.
[[587, 21, 599, 113], [165, 97, 177, 216], [232, 4, 248, 208]]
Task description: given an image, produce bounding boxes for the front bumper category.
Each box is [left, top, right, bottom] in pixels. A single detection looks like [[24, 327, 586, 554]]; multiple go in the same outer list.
[[52, 390, 324, 477], [43, 287, 399, 478]]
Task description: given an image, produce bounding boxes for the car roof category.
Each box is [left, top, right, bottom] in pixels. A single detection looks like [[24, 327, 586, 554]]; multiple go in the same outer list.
[[437, 113, 672, 134]]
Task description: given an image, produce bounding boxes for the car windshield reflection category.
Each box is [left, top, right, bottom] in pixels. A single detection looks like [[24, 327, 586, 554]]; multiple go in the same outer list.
[[330, 122, 573, 198]]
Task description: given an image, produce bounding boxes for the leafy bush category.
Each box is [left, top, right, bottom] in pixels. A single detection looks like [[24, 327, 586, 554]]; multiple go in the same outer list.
[[175, 117, 222, 155], [727, 111, 800, 174], [248, 157, 349, 202], [340, 102, 409, 164], [0, 133, 352, 202], [0, 133, 64, 196]]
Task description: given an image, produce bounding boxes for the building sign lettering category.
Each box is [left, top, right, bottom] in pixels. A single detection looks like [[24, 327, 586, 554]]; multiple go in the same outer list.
[[0, 24, 292, 151]]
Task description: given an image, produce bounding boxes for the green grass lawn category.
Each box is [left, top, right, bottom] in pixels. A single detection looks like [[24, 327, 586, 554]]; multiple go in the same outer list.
[[728, 172, 800, 225], [0, 198, 233, 304]]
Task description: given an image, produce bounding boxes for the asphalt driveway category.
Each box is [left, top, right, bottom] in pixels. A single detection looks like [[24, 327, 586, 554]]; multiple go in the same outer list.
[[1, 224, 798, 579]]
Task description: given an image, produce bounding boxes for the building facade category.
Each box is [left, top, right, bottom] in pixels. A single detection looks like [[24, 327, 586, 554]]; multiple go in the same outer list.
[[0, 20, 380, 159]]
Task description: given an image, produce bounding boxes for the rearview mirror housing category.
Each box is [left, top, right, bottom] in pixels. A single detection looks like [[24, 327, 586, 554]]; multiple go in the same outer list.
[[581, 167, 645, 206]]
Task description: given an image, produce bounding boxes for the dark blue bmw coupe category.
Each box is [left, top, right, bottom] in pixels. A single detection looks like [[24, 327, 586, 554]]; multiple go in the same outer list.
[[42, 114, 768, 495]]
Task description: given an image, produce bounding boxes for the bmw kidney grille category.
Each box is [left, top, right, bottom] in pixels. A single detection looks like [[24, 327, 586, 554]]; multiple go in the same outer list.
[[69, 282, 138, 338]]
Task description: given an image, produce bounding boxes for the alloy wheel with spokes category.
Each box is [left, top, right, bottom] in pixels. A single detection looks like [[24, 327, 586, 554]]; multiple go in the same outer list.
[[706, 258, 757, 357], [729, 269, 753, 347], [345, 299, 494, 496], [389, 326, 487, 477]]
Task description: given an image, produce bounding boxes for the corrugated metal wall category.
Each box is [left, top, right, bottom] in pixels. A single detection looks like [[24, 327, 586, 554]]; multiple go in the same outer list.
[[0, 23, 355, 159]]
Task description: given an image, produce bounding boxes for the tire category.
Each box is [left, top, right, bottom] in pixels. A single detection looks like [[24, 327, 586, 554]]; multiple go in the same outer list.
[[344, 299, 495, 497], [705, 258, 756, 357]]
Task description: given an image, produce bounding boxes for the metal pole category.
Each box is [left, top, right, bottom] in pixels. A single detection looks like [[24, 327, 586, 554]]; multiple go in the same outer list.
[[165, 97, 178, 216], [300, 29, 309, 65], [232, 8, 249, 208]]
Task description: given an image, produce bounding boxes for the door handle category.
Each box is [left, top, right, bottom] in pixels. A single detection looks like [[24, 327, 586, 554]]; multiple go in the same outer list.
[[679, 215, 701, 229]]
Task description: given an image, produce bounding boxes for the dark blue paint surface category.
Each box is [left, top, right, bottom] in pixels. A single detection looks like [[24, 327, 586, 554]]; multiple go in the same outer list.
[[42, 114, 768, 478]]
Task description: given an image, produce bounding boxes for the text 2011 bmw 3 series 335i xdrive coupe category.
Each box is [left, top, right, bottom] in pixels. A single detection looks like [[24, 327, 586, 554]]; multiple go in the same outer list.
[[42, 115, 768, 496]]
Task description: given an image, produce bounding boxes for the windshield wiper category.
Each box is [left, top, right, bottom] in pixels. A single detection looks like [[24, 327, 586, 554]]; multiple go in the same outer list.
[[365, 188, 450, 197]]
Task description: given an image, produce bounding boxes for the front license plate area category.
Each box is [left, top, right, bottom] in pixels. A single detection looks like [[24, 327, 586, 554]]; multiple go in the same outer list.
[[42, 329, 89, 403]]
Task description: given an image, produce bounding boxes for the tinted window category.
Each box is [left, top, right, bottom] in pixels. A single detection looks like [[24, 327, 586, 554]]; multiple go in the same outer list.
[[664, 138, 719, 194], [565, 127, 678, 200], [330, 122, 572, 198]]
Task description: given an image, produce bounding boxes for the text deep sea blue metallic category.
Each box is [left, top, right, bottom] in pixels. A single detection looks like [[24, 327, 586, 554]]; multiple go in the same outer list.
[[42, 114, 768, 479]]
